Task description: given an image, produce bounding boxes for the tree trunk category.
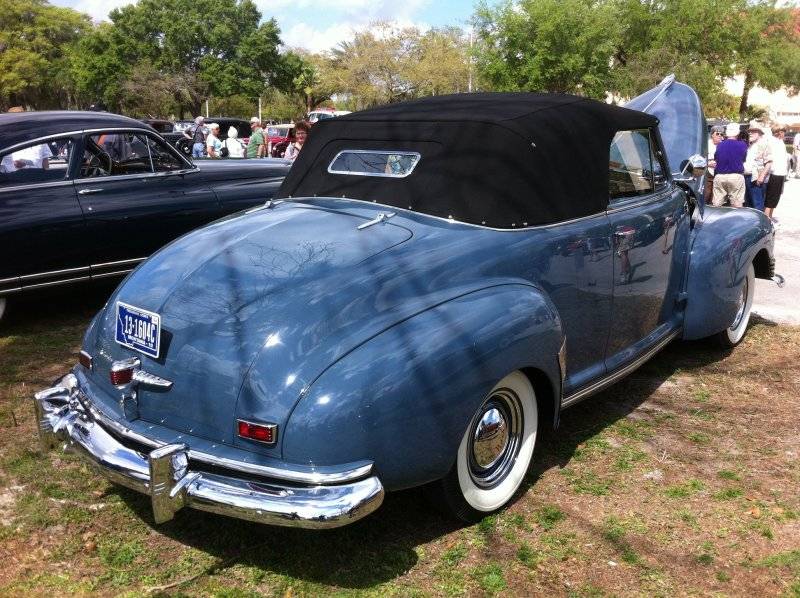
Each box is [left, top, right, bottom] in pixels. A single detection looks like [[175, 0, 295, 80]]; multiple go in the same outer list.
[[739, 70, 753, 121]]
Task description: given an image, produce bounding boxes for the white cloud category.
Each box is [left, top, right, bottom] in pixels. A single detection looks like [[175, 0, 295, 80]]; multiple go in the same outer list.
[[69, 0, 135, 20], [282, 22, 359, 53]]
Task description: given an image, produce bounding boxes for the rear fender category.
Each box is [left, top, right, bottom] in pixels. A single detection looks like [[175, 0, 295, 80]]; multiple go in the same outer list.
[[683, 207, 775, 340], [282, 284, 563, 491]]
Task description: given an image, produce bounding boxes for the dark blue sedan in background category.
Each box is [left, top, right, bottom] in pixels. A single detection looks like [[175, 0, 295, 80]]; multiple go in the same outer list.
[[0, 111, 290, 322]]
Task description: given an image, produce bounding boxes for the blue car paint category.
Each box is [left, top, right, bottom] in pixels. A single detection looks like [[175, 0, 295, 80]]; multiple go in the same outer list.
[[682, 206, 775, 340], [282, 284, 562, 490]]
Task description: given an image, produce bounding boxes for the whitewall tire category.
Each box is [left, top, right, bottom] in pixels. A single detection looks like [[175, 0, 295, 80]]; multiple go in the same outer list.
[[434, 370, 538, 522], [715, 263, 755, 348]]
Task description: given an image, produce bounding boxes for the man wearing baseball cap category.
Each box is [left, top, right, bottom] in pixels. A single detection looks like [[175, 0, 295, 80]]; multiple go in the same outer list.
[[247, 117, 266, 159], [712, 122, 748, 207]]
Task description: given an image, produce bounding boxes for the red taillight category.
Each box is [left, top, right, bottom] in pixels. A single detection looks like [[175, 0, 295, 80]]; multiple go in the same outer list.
[[79, 350, 93, 370], [110, 368, 134, 386], [237, 420, 277, 444]]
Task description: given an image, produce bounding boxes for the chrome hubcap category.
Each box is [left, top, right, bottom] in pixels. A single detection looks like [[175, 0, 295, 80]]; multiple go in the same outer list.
[[472, 408, 509, 469], [468, 390, 523, 488], [731, 276, 749, 330]]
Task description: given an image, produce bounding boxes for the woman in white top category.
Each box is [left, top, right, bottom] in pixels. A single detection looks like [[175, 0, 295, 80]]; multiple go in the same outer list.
[[206, 123, 223, 158], [224, 127, 245, 158]]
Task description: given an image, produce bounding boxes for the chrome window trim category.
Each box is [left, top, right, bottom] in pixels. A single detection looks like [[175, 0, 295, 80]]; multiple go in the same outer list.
[[327, 150, 422, 178], [561, 327, 681, 409], [0, 132, 80, 157]]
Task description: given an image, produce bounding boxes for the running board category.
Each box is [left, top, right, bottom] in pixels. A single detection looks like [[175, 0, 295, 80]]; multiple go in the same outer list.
[[560, 328, 682, 409]]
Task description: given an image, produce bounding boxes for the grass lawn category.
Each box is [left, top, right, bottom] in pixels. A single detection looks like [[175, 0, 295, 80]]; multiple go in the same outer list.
[[1, 285, 799, 597]]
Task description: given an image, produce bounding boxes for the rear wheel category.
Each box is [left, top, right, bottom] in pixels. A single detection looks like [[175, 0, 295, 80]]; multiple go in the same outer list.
[[714, 263, 755, 348], [433, 371, 538, 522]]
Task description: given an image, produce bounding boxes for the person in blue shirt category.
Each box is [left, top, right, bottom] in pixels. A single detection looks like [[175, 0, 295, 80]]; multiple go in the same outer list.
[[711, 123, 748, 207]]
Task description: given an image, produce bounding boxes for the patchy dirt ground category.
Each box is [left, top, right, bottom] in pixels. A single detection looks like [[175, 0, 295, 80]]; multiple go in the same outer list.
[[0, 285, 799, 597]]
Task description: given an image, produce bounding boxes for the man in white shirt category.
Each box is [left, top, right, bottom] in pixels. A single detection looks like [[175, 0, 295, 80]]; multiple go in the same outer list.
[[1, 143, 51, 172], [744, 123, 772, 211], [793, 131, 800, 179], [765, 125, 789, 220]]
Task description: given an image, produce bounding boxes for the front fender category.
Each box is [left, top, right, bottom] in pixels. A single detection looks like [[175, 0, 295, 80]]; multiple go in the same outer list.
[[282, 284, 563, 491], [683, 207, 775, 340]]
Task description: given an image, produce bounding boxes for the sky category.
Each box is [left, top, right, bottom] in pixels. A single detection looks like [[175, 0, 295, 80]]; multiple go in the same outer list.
[[49, 0, 481, 53]]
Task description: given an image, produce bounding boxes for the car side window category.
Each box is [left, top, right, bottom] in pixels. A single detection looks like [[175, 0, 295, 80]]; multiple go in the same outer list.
[[0, 139, 72, 188], [80, 133, 155, 178], [144, 135, 186, 172], [609, 129, 665, 200]]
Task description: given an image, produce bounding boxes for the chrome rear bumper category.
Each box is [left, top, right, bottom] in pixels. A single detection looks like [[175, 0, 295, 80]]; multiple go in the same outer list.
[[33, 375, 384, 529]]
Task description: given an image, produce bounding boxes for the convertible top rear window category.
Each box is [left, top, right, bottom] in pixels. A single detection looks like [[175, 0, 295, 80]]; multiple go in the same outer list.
[[277, 93, 658, 228], [328, 150, 420, 178]]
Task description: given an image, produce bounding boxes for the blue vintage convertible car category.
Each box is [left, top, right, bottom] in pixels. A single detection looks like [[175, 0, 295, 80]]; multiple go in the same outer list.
[[34, 78, 783, 528]]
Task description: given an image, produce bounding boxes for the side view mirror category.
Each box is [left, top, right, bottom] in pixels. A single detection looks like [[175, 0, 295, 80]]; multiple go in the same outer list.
[[675, 154, 707, 181]]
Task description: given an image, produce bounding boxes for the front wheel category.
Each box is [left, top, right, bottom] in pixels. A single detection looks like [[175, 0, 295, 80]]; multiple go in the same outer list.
[[714, 263, 755, 348], [432, 371, 538, 523]]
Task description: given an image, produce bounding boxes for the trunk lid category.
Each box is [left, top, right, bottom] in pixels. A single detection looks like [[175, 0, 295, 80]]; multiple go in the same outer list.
[[88, 203, 412, 445]]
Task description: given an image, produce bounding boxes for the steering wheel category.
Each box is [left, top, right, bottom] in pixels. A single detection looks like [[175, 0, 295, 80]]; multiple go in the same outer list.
[[82, 151, 112, 177]]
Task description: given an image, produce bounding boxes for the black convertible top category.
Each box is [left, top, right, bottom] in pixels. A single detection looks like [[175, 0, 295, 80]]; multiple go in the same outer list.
[[277, 93, 658, 228]]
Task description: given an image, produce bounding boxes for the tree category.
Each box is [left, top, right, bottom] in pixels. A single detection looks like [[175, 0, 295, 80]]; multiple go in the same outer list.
[[732, 2, 800, 119], [69, 0, 291, 116], [472, 0, 622, 97], [408, 27, 471, 96], [0, 0, 89, 109], [328, 22, 421, 107]]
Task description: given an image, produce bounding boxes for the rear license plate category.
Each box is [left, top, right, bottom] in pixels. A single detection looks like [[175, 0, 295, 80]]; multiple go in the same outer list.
[[115, 302, 161, 358]]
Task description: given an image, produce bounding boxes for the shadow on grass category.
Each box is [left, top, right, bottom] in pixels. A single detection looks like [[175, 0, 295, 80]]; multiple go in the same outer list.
[[7, 283, 781, 588], [111, 325, 765, 590]]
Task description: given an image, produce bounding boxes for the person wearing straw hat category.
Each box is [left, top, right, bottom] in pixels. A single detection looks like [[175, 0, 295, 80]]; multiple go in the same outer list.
[[712, 122, 748, 208], [744, 121, 772, 211]]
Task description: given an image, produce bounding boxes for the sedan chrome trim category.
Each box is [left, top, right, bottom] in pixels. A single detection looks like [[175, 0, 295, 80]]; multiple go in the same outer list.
[[20, 265, 91, 282], [34, 382, 383, 528], [561, 328, 681, 409]]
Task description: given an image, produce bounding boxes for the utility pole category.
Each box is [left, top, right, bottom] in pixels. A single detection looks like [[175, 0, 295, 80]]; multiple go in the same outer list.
[[468, 28, 473, 94], [258, 96, 262, 122], [205, 99, 209, 118]]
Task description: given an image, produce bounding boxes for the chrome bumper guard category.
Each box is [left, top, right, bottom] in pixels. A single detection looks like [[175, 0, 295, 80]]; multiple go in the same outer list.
[[33, 375, 384, 529]]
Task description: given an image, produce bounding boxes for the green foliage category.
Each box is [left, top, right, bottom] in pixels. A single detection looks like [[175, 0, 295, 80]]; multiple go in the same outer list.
[[472, 562, 506, 593], [0, 0, 90, 109], [473, 0, 621, 97], [534, 505, 566, 530], [326, 22, 471, 109], [68, 0, 291, 115]]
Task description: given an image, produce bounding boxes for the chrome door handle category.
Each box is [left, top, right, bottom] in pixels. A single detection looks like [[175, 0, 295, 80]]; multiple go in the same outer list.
[[613, 229, 635, 239], [78, 188, 104, 195]]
